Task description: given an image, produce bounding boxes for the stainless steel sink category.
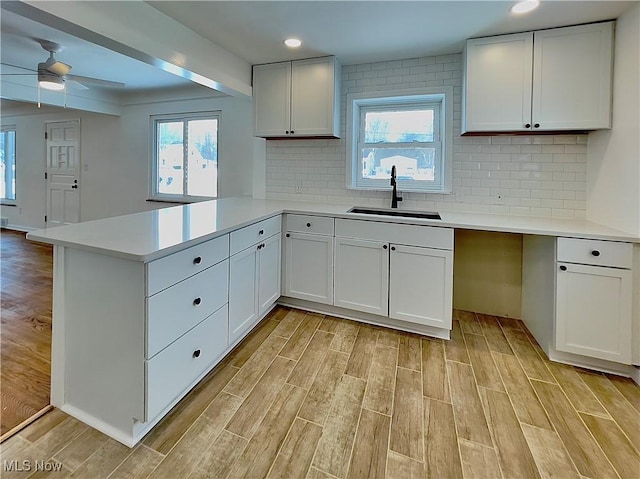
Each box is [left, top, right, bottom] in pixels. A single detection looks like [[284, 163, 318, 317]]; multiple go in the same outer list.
[[347, 207, 441, 220]]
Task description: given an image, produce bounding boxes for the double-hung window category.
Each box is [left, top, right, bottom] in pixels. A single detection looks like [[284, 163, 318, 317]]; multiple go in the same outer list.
[[151, 112, 220, 201], [347, 87, 452, 193], [0, 126, 16, 204]]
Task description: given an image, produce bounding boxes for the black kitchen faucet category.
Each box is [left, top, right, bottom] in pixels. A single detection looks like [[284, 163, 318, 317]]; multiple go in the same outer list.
[[390, 165, 403, 208]]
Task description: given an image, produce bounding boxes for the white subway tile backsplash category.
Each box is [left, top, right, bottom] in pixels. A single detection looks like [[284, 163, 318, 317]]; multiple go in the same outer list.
[[265, 53, 587, 218]]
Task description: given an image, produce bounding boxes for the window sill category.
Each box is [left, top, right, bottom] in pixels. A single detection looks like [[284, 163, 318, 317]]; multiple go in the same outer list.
[[346, 185, 451, 195]]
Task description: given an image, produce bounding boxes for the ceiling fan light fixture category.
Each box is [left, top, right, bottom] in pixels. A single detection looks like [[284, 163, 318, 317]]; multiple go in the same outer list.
[[38, 71, 65, 91], [511, 0, 540, 14]]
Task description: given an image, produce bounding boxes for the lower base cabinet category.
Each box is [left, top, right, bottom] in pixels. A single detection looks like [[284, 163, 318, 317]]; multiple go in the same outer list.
[[556, 262, 632, 363], [389, 244, 453, 329], [229, 233, 281, 344], [284, 231, 334, 304], [334, 237, 389, 316]]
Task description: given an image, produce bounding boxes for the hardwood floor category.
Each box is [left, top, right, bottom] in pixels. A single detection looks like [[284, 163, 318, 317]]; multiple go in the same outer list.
[[0, 229, 53, 437], [2, 306, 639, 479]]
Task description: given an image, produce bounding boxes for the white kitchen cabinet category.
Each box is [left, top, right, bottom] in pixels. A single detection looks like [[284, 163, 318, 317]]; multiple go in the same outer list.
[[555, 238, 633, 364], [389, 244, 453, 329], [258, 233, 281, 316], [229, 244, 259, 343], [253, 56, 341, 138], [284, 232, 334, 305], [334, 237, 389, 316], [463, 22, 613, 133], [229, 232, 282, 344]]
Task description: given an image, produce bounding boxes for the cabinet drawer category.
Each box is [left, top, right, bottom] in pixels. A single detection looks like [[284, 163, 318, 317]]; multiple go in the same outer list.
[[335, 218, 453, 250], [557, 238, 632, 268], [286, 214, 334, 235], [230, 216, 281, 256], [146, 235, 229, 296], [147, 259, 229, 359], [146, 304, 228, 422]]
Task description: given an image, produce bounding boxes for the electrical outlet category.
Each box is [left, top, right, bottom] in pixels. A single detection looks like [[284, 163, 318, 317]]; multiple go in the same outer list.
[[295, 185, 302, 193]]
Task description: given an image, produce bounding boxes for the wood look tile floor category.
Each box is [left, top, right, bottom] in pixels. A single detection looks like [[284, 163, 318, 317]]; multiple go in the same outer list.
[[0, 229, 53, 436], [2, 306, 639, 479]]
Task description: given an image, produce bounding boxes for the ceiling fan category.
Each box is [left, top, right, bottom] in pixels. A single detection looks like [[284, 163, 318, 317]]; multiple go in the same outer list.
[[0, 39, 125, 91]]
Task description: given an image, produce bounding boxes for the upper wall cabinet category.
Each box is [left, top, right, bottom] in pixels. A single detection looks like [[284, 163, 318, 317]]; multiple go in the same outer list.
[[462, 22, 614, 133], [253, 56, 342, 138]]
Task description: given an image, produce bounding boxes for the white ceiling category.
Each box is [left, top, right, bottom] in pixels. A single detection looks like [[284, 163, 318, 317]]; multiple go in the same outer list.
[[149, 1, 635, 65], [0, 1, 636, 95]]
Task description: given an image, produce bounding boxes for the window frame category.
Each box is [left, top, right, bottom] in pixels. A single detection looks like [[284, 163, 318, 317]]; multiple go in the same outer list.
[[0, 125, 17, 205], [149, 111, 221, 203], [346, 87, 453, 194]]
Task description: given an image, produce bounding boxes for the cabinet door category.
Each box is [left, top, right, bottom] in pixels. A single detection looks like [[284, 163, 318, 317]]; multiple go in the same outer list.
[[463, 32, 533, 132], [229, 245, 259, 343], [253, 62, 291, 137], [284, 232, 333, 305], [556, 263, 632, 363], [258, 233, 281, 316], [389, 245, 453, 329], [334, 237, 389, 316], [291, 57, 339, 137], [532, 22, 613, 130]]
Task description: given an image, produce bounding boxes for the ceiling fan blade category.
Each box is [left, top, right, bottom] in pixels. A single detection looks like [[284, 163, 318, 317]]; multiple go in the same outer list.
[[46, 61, 72, 76], [66, 74, 125, 89], [66, 79, 90, 91], [0, 62, 37, 72]]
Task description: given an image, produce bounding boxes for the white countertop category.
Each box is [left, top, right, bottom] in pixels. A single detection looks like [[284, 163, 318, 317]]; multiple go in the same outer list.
[[27, 197, 640, 261]]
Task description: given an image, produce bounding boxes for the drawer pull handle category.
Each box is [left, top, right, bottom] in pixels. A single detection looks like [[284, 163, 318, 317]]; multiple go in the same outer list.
[[193, 297, 202, 306], [383, 244, 388, 249], [559, 265, 567, 271], [306, 222, 311, 227], [193, 349, 201, 358], [259, 229, 264, 235], [591, 250, 601, 257], [193, 256, 202, 265]]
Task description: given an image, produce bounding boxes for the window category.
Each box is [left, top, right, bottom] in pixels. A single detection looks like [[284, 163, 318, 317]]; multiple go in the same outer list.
[[151, 112, 220, 201], [1, 127, 16, 204], [347, 87, 452, 193]]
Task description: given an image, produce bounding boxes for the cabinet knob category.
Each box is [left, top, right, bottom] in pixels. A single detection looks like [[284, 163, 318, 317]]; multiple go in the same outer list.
[[285, 131, 290, 134], [286, 233, 290, 238], [259, 229, 264, 235], [591, 250, 601, 257], [383, 244, 388, 249], [525, 123, 531, 128], [257, 244, 262, 250], [559, 265, 567, 271], [290, 130, 294, 134], [193, 297, 202, 306], [306, 222, 311, 227], [534, 123, 540, 128], [193, 256, 202, 265], [391, 246, 396, 251], [193, 349, 201, 358]]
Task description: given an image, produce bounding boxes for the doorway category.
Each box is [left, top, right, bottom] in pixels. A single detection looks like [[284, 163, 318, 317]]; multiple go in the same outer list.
[[46, 120, 80, 226]]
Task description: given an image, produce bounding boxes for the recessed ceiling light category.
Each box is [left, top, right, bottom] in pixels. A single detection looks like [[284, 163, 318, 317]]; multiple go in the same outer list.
[[511, 0, 540, 14], [284, 38, 302, 48]]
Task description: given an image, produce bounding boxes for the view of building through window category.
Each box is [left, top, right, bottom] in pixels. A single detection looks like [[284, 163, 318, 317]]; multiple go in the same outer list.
[[154, 115, 218, 200]]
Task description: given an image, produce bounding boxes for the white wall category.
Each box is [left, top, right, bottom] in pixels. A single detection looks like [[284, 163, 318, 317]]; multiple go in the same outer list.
[[587, 3, 640, 236], [265, 54, 589, 219], [0, 87, 255, 230]]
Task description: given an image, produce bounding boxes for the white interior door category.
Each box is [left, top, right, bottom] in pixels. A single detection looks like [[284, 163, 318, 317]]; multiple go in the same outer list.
[[46, 120, 80, 226]]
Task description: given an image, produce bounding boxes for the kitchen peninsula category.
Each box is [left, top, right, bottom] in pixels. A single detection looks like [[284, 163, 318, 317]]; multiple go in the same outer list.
[[27, 197, 640, 446]]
